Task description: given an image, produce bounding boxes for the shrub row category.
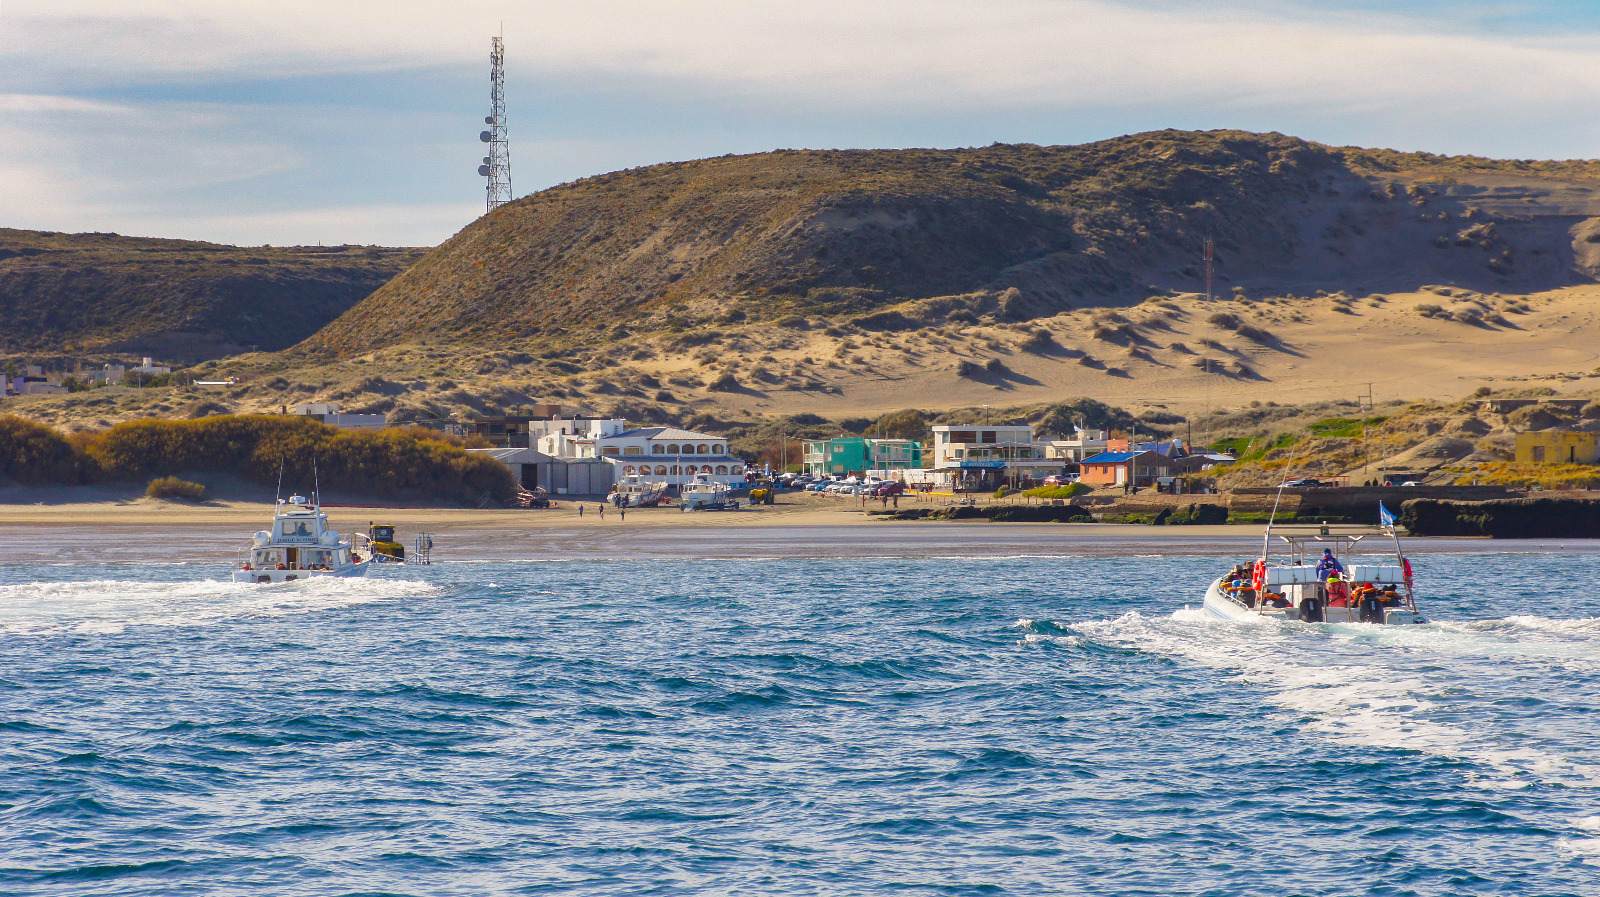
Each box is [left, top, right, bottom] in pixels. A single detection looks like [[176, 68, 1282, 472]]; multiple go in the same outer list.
[[0, 414, 515, 505]]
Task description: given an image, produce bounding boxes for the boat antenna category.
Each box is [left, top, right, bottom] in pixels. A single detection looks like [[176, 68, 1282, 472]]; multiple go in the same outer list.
[[313, 454, 321, 507], [1261, 435, 1309, 562], [275, 456, 285, 504]]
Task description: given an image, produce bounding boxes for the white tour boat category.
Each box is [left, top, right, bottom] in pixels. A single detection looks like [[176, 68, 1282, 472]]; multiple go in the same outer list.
[[610, 474, 669, 508], [234, 494, 373, 584], [1202, 504, 1426, 625], [680, 473, 737, 511]]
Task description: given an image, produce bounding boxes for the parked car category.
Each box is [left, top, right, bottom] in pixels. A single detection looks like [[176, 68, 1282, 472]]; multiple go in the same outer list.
[[1042, 474, 1079, 486], [1399, 480, 1422, 487], [1283, 478, 1324, 488], [870, 482, 906, 497]]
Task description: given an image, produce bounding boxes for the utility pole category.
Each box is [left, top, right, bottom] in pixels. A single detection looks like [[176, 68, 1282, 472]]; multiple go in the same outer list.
[[1204, 236, 1215, 302]]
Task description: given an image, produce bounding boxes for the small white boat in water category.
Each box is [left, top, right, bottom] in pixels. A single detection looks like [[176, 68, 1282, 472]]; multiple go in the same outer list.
[[1203, 505, 1425, 625], [610, 474, 668, 508], [233, 494, 372, 584]]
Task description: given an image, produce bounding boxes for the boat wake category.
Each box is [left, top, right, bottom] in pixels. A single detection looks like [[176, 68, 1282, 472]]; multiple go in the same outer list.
[[1053, 610, 1600, 792], [0, 576, 438, 636]]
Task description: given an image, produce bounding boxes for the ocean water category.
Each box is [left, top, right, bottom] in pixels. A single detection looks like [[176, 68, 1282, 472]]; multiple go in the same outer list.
[[3, 529, 1599, 895]]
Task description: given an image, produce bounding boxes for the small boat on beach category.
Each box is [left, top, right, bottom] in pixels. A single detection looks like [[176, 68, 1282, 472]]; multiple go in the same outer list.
[[1202, 504, 1426, 625], [233, 494, 372, 584], [680, 473, 737, 511], [610, 474, 668, 508]]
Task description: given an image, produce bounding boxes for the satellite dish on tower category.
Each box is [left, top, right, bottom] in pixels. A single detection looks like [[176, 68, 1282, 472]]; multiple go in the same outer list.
[[478, 165, 490, 176], [485, 116, 495, 125], [479, 130, 492, 143]]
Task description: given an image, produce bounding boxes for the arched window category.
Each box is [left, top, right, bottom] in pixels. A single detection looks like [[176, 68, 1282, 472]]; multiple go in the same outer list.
[[670, 465, 680, 475], [655, 465, 668, 475], [713, 444, 724, 454], [652, 445, 664, 454], [668, 444, 680, 454], [715, 465, 728, 475], [732, 465, 744, 475], [701, 465, 713, 473], [624, 465, 636, 474], [697, 444, 709, 454]]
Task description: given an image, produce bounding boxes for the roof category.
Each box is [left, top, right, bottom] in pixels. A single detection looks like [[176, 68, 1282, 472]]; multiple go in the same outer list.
[[1080, 451, 1139, 463], [469, 447, 552, 464], [609, 426, 724, 441], [1081, 450, 1179, 465]]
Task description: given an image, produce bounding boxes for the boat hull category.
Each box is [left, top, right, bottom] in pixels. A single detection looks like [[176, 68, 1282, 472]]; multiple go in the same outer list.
[[1202, 577, 1425, 624], [233, 561, 371, 584]]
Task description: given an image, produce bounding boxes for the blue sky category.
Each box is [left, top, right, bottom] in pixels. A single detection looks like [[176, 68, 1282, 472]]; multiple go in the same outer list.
[[4, 1, 1599, 247]]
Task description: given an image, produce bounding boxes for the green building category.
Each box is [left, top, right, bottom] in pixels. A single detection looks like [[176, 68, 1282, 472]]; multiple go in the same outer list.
[[803, 437, 924, 477]]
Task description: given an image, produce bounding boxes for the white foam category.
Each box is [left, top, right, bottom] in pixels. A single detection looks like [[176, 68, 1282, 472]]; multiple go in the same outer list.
[[0, 576, 437, 635], [1070, 610, 1600, 790]]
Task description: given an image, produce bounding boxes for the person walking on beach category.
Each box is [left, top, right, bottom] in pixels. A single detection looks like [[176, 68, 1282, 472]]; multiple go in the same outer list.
[[619, 507, 625, 522], [578, 504, 584, 518], [598, 504, 605, 520]]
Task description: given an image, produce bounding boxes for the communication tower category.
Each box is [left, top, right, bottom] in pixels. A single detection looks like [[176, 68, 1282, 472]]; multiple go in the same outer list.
[[478, 34, 512, 211]]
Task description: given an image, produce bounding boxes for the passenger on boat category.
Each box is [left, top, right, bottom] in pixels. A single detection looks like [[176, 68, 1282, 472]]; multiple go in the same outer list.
[[1381, 584, 1404, 606], [1314, 549, 1345, 580], [1326, 576, 1351, 607], [1260, 590, 1290, 608], [1344, 582, 1374, 609]]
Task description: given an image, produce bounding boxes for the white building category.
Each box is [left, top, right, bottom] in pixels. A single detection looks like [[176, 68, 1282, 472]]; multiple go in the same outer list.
[[593, 426, 747, 489], [534, 419, 628, 458], [1043, 428, 1109, 463], [291, 403, 386, 430], [931, 424, 1059, 486]]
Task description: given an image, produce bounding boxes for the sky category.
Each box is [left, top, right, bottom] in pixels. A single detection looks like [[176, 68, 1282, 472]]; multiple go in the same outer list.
[[4, 1, 1600, 247]]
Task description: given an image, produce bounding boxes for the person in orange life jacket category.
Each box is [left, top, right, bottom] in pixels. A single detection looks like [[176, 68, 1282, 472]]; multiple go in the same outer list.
[[1380, 584, 1404, 606], [1260, 589, 1290, 608], [1326, 575, 1352, 607]]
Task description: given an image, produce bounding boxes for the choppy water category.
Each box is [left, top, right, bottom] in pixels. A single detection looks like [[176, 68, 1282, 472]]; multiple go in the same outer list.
[[3, 531, 1599, 895]]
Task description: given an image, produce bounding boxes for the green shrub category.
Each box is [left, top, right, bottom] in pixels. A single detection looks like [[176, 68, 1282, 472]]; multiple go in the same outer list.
[[146, 476, 207, 502], [0, 415, 84, 485], [1023, 483, 1091, 500], [993, 485, 1013, 499]]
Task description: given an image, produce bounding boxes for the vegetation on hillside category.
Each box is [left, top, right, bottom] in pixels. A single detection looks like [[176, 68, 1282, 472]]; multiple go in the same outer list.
[[0, 229, 424, 359], [303, 130, 1600, 356], [0, 414, 514, 505]]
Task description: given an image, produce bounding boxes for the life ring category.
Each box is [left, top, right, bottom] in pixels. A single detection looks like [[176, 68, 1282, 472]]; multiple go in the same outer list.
[[241, 563, 252, 570], [1401, 557, 1413, 586], [1251, 559, 1266, 593]]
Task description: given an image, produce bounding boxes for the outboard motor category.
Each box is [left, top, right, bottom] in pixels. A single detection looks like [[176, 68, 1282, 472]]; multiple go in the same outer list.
[[1298, 594, 1324, 623], [1359, 592, 1385, 624]]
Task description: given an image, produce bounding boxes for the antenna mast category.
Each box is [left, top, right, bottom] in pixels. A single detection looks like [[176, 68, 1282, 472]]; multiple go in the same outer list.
[[1203, 235, 1215, 301], [478, 32, 512, 211]]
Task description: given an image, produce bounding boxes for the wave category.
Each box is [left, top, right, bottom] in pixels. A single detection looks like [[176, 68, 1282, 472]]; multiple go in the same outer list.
[[0, 576, 437, 636], [1064, 610, 1600, 791]]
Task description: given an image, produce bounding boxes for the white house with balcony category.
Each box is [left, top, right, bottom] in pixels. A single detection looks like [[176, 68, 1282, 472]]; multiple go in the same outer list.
[[1043, 428, 1109, 464], [931, 424, 1058, 486], [542, 425, 747, 490]]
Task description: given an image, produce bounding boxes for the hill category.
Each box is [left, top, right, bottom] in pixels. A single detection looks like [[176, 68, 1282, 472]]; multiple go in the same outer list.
[[0, 229, 425, 360], [302, 129, 1600, 355]]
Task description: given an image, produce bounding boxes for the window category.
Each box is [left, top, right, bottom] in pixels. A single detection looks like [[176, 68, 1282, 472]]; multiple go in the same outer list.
[[715, 465, 728, 474], [714, 444, 724, 454], [953, 430, 977, 443], [652, 445, 664, 455], [697, 444, 709, 454], [624, 465, 636, 474], [603, 447, 620, 456], [668, 444, 680, 454], [981, 431, 997, 443], [732, 466, 743, 474], [623, 447, 643, 456], [670, 465, 680, 475], [1533, 445, 1546, 462], [954, 449, 964, 459], [655, 465, 668, 475]]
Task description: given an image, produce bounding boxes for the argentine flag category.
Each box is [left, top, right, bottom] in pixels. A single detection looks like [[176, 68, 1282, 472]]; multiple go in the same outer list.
[[1379, 502, 1396, 528]]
